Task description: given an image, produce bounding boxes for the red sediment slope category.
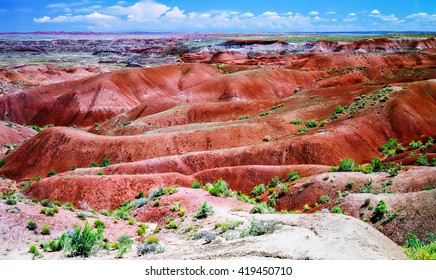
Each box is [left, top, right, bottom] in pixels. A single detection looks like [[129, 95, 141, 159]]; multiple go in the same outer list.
[[1, 80, 435, 183], [0, 64, 222, 127]]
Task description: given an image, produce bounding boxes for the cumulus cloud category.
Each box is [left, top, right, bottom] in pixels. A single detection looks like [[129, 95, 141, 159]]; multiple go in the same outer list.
[[34, 12, 118, 25], [165, 7, 186, 19], [371, 9, 380, 15], [407, 12, 436, 21], [348, 13, 356, 16], [105, 0, 170, 21], [308, 11, 319, 16]]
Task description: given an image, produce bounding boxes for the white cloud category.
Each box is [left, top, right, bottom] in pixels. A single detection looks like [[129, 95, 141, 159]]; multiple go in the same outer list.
[[34, 16, 51, 23], [407, 12, 436, 21], [308, 11, 319, 16], [325, 12, 336, 15], [241, 12, 254, 17], [165, 7, 186, 19], [34, 12, 118, 25], [348, 13, 356, 16], [331, 19, 337, 22], [105, 0, 170, 21], [371, 9, 380, 15], [262, 11, 280, 18]]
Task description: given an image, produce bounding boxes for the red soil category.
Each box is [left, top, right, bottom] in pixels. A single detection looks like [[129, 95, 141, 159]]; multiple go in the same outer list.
[[0, 39, 435, 244]]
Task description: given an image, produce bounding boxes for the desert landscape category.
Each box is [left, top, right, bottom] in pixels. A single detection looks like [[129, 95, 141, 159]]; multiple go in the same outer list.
[[0, 32, 435, 260]]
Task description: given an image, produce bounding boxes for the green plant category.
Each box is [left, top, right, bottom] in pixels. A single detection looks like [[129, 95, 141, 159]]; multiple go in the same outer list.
[[370, 157, 383, 172], [135, 191, 144, 199], [251, 184, 265, 196], [41, 199, 52, 207], [165, 217, 180, 229], [59, 221, 104, 257], [408, 140, 422, 150], [258, 111, 268, 117], [268, 176, 281, 187], [240, 219, 278, 237], [0, 159, 6, 168], [290, 118, 302, 125], [370, 200, 387, 223], [27, 220, 37, 230], [194, 201, 213, 220], [5, 197, 16, 205], [191, 181, 202, 189], [303, 204, 311, 212], [415, 156, 429, 166], [359, 179, 376, 194], [318, 195, 331, 204], [94, 220, 105, 229], [250, 202, 270, 214], [29, 244, 41, 259], [319, 120, 328, 127], [305, 119, 318, 128], [207, 179, 230, 197], [41, 225, 50, 235], [286, 171, 300, 182], [47, 170, 57, 177], [331, 158, 356, 172], [380, 138, 398, 155], [116, 235, 133, 258], [298, 125, 309, 133], [96, 171, 106, 176], [64, 202, 74, 211], [137, 223, 147, 236], [335, 105, 345, 114], [332, 205, 347, 215]]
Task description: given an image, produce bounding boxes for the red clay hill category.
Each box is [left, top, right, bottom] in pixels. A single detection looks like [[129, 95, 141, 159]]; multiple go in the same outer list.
[[0, 37, 435, 256]]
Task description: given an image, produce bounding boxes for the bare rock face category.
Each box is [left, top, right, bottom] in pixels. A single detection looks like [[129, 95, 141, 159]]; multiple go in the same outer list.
[[146, 214, 407, 260]]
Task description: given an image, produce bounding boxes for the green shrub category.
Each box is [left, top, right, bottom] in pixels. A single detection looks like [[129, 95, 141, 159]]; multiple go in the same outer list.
[[191, 181, 202, 189], [290, 118, 302, 125], [370, 200, 387, 223], [41, 225, 51, 235], [286, 171, 300, 182], [27, 220, 37, 230], [47, 170, 57, 177], [318, 195, 331, 204], [240, 219, 278, 237], [332, 205, 346, 215], [426, 137, 434, 148], [408, 140, 422, 150], [207, 179, 230, 197], [0, 159, 5, 168], [305, 119, 318, 128], [165, 217, 179, 229], [146, 236, 160, 244], [416, 156, 429, 166], [298, 125, 309, 133], [59, 221, 104, 257], [137, 223, 147, 236], [268, 176, 281, 187], [251, 184, 265, 196], [64, 202, 74, 211], [250, 203, 269, 214], [29, 244, 41, 259], [5, 197, 16, 205], [380, 138, 398, 155], [370, 157, 383, 172], [116, 235, 132, 258], [94, 220, 105, 229], [194, 201, 214, 220], [331, 158, 356, 172], [335, 105, 345, 114], [319, 120, 328, 127]]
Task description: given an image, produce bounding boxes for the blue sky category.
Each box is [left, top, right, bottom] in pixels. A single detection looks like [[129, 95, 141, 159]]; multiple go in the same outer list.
[[0, 0, 435, 32]]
